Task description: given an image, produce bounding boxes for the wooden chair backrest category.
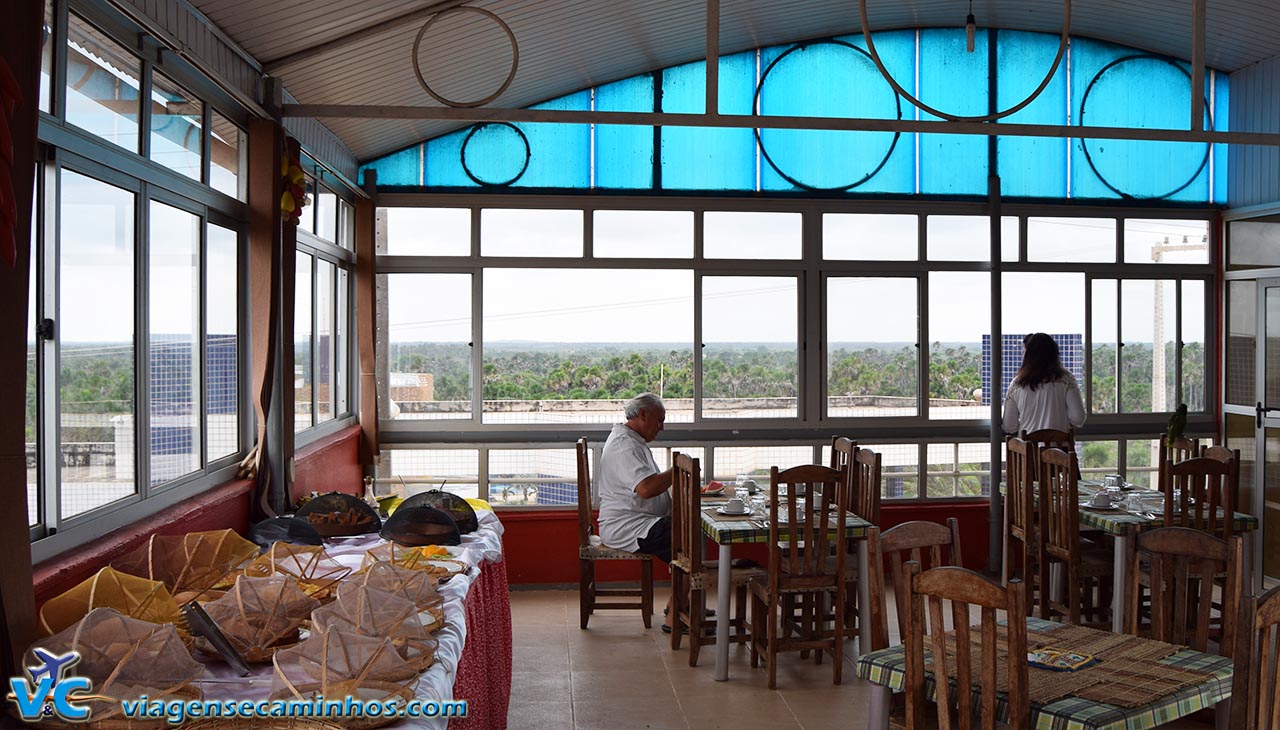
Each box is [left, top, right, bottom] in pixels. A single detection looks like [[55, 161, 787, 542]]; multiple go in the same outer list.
[[1039, 447, 1079, 564], [830, 436, 856, 472], [867, 518, 963, 651], [852, 448, 883, 525], [1127, 527, 1242, 656], [1200, 446, 1242, 511], [1161, 456, 1238, 539], [671, 452, 703, 574], [1231, 585, 1280, 729], [1159, 435, 1201, 466], [766, 464, 847, 590], [575, 438, 593, 548], [903, 564, 1029, 730], [1023, 428, 1079, 482], [1005, 437, 1037, 542]]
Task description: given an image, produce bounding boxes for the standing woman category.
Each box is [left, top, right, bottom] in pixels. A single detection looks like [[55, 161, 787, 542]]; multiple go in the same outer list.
[[1002, 332, 1086, 434]]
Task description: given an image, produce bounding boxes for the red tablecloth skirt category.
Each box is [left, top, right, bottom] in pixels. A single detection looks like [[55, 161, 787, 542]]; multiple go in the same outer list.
[[449, 555, 512, 730]]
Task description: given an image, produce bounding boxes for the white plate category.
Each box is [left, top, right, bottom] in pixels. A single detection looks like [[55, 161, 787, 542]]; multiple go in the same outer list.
[[427, 559, 466, 574], [702, 486, 726, 496], [1082, 504, 1124, 512], [715, 506, 750, 516]]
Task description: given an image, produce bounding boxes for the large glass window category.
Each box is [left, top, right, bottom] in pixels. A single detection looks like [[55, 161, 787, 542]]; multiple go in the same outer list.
[[704, 212, 801, 259], [149, 74, 202, 181], [1028, 217, 1115, 263], [386, 274, 472, 420], [294, 253, 312, 432], [66, 15, 141, 153], [59, 170, 136, 518], [316, 259, 335, 424], [383, 208, 470, 256], [206, 223, 238, 462], [148, 201, 201, 484], [209, 112, 245, 200], [594, 210, 693, 258], [824, 214, 916, 260], [481, 209, 581, 257], [827, 277, 918, 417], [928, 272, 988, 420], [702, 276, 797, 419]]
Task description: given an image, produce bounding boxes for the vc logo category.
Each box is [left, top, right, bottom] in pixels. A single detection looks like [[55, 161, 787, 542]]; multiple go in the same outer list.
[[7, 648, 97, 722]]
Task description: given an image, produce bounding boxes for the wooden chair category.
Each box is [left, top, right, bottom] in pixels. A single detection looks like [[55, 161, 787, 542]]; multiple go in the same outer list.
[[866, 518, 963, 651], [1022, 428, 1079, 482], [828, 438, 880, 646], [1161, 456, 1239, 540], [575, 438, 654, 629], [748, 464, 847, 689], [1200, 445, 1242, 513], [903, 563, 1029, 730], [1230, 585, 1280, 729], [1125, 526, 1243, 656], [669, 451, 753, 665], [1003, 436, 1039, 612], [1159, 435, 1201, 467], [1038, 447, 1112, 625]]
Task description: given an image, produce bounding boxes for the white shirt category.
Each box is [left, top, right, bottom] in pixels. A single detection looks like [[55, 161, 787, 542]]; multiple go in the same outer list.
[[596, 423, 670, 553], [1002, 374, 1086, 434]]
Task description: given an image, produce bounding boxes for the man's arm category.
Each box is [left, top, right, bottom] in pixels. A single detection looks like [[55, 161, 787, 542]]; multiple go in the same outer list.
[[634, 467, 673, 499]]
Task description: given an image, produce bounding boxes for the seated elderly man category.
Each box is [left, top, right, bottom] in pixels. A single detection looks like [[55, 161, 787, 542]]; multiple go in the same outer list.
[[597, 392, 678, 631]]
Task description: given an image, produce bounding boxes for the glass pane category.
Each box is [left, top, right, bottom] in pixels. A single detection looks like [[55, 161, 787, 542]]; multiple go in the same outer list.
[[317, 187, 337, 243], [703, 211, 801, 260], [27, 191, 38, 527], [481, 209, 581, 257], [149, 73, 202, 181], [209, 111, 244, 200], [702, 276, 797, 419], [650, 446, 706, 472], [315, 259, 334, 424], [40, 0, 53, 113], [928, 272, 988, 420], [1226, 280, 1256, 407], [926, 443, 990, 498], [927, 215, 989, 262], [339, 201, 355, 251], [336, 268, 348, 415], [1182, 280, 1206, 412], [488, 449, 575, 506], [1125, 438, 1159, 490], [1120, 279, 1176, 413], [387, 449, 480, 501], [594, 210, 693, 258], [1027, 217, 1115, 263], [297, 176, 315, 235], [482, 269, 692, 424], [824, 213, 916, 261], [294, 253, 312, 432], [1079, 439, 1118, 480], [999, 273, 1085, 420], [1227, 220, 1280, 271], [1225, 414, 1254, 522], [206, 223, 238, 462], [386, 274, 472, 421], [148, 201, 201, 484], [827, 277, 918, 417], [1000, 216, 1019, 262], [1269, 287, 1280, 410], [66, 15, 141, 152], [383, 208, 469, 256], [1267, 429, 1280, 580], [1092, 279, 1118, 414], [1124, 219, 1209, 264], [711, 446, 815, 483], [877, 443, 919, 499], [59, 170, 135, 518]]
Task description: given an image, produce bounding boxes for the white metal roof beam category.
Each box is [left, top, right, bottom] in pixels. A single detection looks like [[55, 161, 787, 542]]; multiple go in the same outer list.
[[262, 0, 470, 72]]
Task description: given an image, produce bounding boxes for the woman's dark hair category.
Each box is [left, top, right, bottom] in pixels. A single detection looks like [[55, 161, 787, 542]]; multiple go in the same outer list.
[[1014, 333, 1069, 390]]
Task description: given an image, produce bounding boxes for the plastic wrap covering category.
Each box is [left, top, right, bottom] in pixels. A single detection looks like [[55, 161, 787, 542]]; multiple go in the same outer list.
[[111, 530, 260, 602], [198, 576, 319, 663], [360, 543, 468, 585], [312, 584, 438, 671], [379, 506, 460, 547], [25, 608, 202, 726], [352, 561, 443, 613], [397, 491, 479, 534], [270, 629, 417, 729], [294, 493, 381, 537], [39, 567, 183, 637], [241, 543, 351, 602]]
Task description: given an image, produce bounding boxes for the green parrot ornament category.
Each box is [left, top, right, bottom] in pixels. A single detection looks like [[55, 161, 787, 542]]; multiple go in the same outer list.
[[1165, 403, 1188, 447]]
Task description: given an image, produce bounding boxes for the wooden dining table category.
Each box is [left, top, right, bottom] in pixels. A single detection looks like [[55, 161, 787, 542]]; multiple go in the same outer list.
[[857, 616, 1235, 730], [699, 496, 875, 681], [1002, 480, 1259, 632]]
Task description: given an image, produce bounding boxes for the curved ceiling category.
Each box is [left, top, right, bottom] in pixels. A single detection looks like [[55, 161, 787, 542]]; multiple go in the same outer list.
[[188, 0, 1280, 162]]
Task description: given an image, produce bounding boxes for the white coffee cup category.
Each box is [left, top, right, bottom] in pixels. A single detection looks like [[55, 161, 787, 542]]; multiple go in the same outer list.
[[1089, 493, 1113, 508], [724, 497, 746, 513], [741, 479, 759, 495]]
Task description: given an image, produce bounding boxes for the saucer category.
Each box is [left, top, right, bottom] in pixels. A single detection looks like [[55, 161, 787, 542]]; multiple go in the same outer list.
[[716, 506, 750, 516], [1082, 503, 1122, 511]]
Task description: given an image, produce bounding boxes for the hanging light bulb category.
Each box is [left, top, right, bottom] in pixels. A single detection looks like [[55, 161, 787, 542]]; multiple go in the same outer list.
[[966, 0, 976, 52]]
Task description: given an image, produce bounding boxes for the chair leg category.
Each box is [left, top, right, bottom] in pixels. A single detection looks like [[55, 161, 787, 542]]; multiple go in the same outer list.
[[735, 584, 748, 640], [640, 557, 653, 628], [768, 597, 779, 690], [671, 571, 684, 651], [689, 587, 703, 667], [579, 559, 594, 630], [749, 592, 762, 668]]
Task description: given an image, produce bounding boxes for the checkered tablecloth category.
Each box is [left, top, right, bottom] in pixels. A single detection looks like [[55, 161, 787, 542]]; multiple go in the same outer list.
[[854, 617, 1234, 730], [1001, 481, 1258, 537], [699, 501, 874, 544]]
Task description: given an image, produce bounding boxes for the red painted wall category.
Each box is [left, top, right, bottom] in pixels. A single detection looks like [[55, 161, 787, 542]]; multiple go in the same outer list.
[[32, 478, 254, 610], [292, 425, 364, 505], [499, 500, 991, 586]]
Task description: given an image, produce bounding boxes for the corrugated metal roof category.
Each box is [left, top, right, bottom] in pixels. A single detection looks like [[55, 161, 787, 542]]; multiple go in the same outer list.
[[184, 0, 1280, 162]]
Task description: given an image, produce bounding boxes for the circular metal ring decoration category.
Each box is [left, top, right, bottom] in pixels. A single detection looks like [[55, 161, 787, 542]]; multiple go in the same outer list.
[[460, 122, 531, 186], [1079, 54, 1211, 200], [753, 40, 903, 192], [412, 6, 519, 108]]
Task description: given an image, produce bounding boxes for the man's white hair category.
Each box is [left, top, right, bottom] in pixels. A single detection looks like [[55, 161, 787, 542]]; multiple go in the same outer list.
[[624, 393, 665, 420]]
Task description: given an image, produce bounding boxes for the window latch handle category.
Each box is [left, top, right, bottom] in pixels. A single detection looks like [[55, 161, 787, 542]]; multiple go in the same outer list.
[[36, 318, 55, 341]]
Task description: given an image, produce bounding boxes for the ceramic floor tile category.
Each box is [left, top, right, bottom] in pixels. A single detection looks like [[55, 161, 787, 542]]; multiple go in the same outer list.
[[510, 670, 572, 705], [506, 701, 575, 730]]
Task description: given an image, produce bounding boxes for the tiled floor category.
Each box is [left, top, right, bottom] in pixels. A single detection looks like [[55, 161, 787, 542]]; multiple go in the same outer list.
[[508, 587, 1214, 730]]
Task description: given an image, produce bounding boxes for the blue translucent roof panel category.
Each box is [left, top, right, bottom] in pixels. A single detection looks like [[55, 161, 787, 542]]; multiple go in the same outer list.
[[596, 75, 655, 189], [995, 30, 1068, 198], [660, 54, 757, 191], [918, 29, 989, 195]]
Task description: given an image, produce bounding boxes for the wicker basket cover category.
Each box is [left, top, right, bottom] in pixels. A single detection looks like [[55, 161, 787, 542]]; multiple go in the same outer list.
[[197, 576, 319, 663], [241, 543, 351, 602], [311, 584, 437, 671], [111, 530, 259, 601], [352, 561, 442, 612], [39, 567, 183, 637]]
